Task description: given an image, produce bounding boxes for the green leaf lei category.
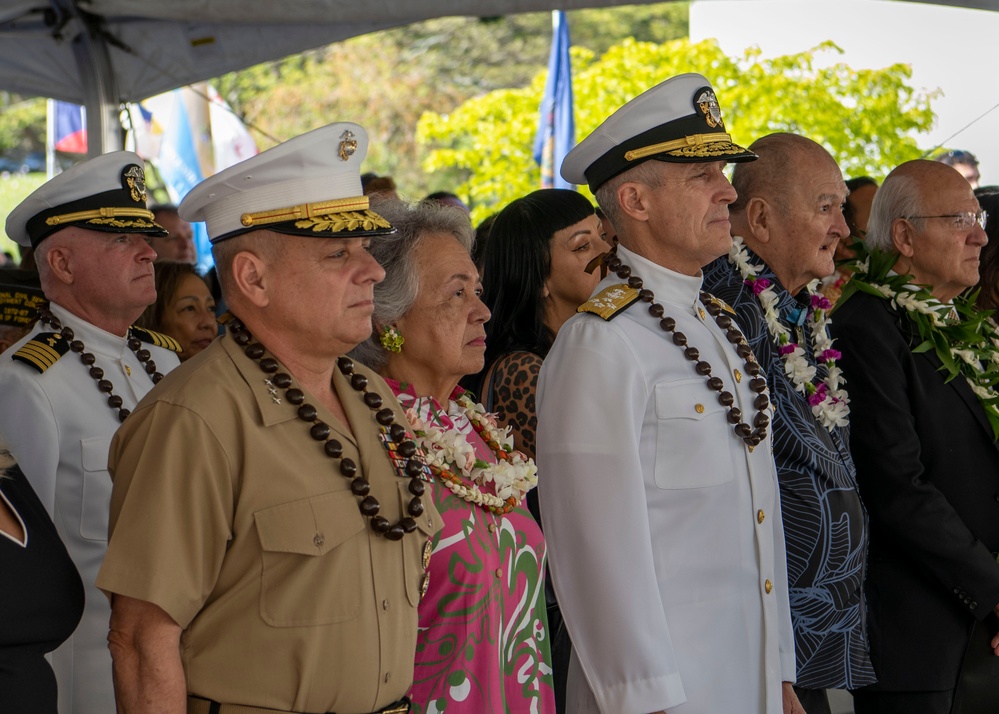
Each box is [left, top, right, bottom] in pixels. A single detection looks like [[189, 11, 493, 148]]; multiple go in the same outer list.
[[836, 240, 999, 440]]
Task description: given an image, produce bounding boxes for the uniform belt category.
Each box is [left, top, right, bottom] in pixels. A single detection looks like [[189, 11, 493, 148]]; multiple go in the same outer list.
[[188, 695, 410, 714]]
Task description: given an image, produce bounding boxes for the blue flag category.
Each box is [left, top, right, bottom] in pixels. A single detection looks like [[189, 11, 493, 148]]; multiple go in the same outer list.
[[157, 91, 212, 271], [533, 10, 575, 190]]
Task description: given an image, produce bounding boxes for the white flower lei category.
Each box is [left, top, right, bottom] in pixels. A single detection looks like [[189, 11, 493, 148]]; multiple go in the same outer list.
[[402, 392, 538, 512], [728, 236, 850, 430], [864, 279, 999, 413]]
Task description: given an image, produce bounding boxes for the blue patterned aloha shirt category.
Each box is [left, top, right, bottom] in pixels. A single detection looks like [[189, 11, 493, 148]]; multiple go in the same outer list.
[[703, 250, 876, 690]]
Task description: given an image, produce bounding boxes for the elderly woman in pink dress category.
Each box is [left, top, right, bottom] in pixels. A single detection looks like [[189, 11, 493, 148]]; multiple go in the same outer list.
[[351, 200, 554, 713]]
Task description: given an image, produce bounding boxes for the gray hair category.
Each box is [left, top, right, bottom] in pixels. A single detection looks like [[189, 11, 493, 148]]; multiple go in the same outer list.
[[593, 161, 669, 230], [865, 173, 924, 253], [349, 199, 474, 371]]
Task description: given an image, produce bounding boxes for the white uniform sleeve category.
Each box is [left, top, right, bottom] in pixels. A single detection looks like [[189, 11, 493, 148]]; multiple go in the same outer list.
[[0, 368, 60, 516], [537, 318, 686, 713]]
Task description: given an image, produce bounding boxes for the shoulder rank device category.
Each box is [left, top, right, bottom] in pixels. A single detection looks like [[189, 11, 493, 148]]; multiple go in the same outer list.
[[129, 326, 182, 352], [12, 332, 69, 373], [577, 284, 640, 321]]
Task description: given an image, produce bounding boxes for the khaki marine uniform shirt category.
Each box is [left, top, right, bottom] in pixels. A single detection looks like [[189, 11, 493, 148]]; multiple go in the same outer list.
[[97, 333, 443, 714]]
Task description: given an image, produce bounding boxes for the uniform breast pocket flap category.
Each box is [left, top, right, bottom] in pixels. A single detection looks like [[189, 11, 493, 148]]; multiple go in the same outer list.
[[653, 380, 734, 489], [80, 436, 113, 541], [255, 490, 366, 627]]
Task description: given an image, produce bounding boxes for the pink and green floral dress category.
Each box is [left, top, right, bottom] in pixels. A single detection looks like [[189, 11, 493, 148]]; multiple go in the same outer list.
[[388, 380, 554, 714]]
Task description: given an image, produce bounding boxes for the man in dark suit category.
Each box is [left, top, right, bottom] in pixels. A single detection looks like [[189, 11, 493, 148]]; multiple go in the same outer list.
[[832, 158, 999, 712]]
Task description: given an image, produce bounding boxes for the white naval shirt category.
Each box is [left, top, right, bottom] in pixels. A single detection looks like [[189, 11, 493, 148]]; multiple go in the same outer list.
[[536, 245, 796, 714], [0, 301, 179, 714]]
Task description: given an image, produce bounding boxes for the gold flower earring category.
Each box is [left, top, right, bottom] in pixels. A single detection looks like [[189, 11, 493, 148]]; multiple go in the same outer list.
[[380, 325, 404, 353]]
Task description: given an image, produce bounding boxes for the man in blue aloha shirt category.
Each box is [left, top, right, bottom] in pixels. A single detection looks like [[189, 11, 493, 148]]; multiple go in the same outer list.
[[702, 132, 875, 714]]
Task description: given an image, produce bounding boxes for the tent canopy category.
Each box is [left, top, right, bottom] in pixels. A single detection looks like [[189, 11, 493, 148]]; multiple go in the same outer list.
[[0, 0, 667, 105], [0, 0, 994, 154]]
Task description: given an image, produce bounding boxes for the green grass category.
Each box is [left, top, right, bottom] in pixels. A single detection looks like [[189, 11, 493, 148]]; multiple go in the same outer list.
[[0, 172, 46, 260]]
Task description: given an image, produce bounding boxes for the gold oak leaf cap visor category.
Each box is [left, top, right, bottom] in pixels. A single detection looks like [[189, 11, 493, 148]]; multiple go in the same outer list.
[[561, 73, 757, 193], [6, 151, 165, 249], [179, 121, 395, 243]]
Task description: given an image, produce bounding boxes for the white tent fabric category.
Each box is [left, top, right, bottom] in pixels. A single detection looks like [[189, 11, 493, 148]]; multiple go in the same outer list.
[[0, 0, 660, 105], [0, 0, 994, 153]]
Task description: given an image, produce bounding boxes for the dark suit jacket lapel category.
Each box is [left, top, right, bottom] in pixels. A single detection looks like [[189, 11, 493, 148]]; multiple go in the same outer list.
[[888, 304, 999, 449], [920, 348, 998, 449]]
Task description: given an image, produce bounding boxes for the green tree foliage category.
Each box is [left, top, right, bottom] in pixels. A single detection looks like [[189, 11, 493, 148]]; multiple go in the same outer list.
[[418, 38, 937, 222], [0, 93, 45, 156], [212, 4, 688, 198]]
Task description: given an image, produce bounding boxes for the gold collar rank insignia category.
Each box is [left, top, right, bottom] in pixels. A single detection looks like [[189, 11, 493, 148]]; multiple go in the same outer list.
[[695, 89, 724, 130], [703, 292, 737, 316], [122, 165, 147, 203], [577, 284, 640, 321], [338, 130, 357, 161]]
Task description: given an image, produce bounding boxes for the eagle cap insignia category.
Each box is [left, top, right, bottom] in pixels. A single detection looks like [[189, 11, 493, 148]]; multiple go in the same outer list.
[[122, 165, 147, 204], [338, 130, 357, 162], [694, 88, 724, 130]]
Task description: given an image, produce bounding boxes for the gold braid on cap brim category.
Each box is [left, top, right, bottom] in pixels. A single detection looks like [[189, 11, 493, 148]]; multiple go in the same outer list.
[[624, 133, 743, 161], [240, 196, 391, 234], [44, 207, 157, 227]]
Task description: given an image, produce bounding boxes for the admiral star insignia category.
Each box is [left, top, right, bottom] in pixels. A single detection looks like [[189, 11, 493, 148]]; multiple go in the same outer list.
[[577, 284, 640, 321]]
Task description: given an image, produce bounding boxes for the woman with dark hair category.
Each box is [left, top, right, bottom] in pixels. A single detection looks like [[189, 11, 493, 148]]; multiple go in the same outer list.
[[465, 188, 605, 713], [973, 185, 999, 310], [136, 262, 217, 361], [467, 189, 606, 460]]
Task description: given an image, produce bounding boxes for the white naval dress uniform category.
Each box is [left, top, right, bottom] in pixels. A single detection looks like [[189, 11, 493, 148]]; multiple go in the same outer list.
[[536, 245, 796, 714], [0, 302, 179, 714]]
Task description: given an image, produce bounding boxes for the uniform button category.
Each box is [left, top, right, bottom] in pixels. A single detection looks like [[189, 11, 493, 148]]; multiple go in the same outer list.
[[384, 672, 391, 683], [313, 533, 325, 548], [382, 599, 389, 610], [757, 509, 765, 524], [488, 523, 496, 534], [954, 587, 962, 595], [426, 516, 434, 528], [765, 579, 773, 594], [695, 404, 705, 414], [734, 368, 743, 383], [495, 568, 502, 578], [697, 307, 706, 320], [970, 601, 978, 610]]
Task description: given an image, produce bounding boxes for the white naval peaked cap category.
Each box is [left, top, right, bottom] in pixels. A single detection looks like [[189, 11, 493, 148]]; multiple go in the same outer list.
[[179, 122, 394, 243], [6, 151, 164, 248], [560, 73, 757, 193]]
